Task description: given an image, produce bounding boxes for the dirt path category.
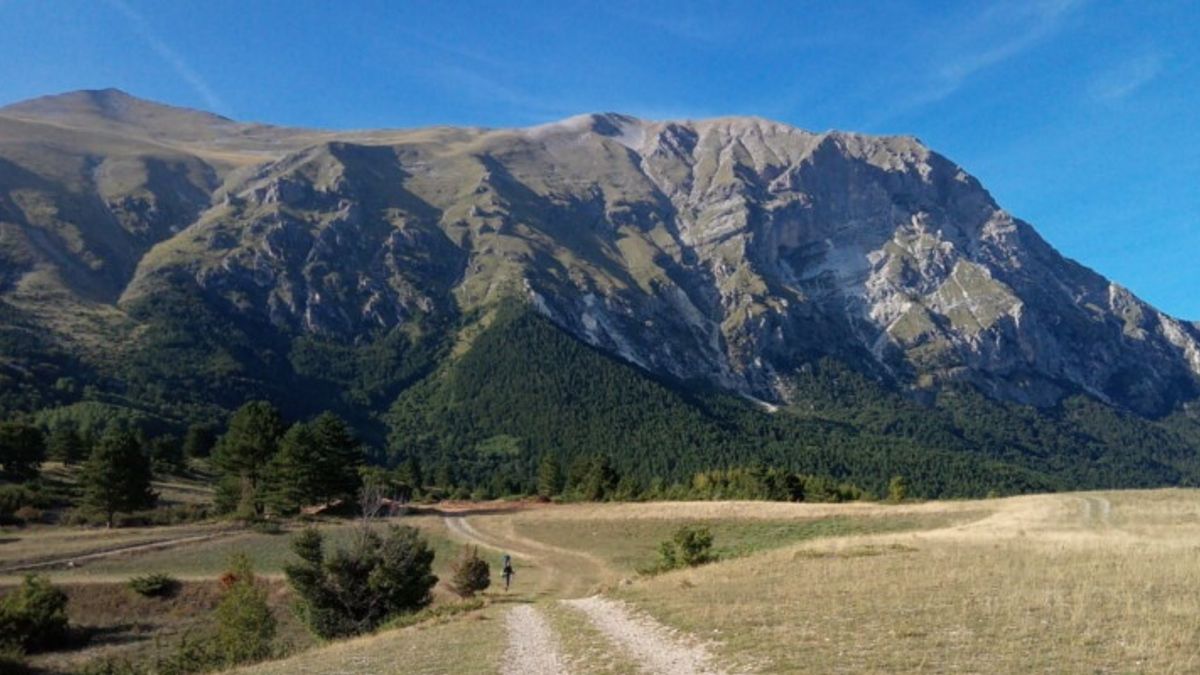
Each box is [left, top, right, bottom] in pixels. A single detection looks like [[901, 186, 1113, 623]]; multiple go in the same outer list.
[[442, 515, 611, 597], [0, 530, 237, 574], [501, 604, 571, 675], [564, 596, 728, 675]]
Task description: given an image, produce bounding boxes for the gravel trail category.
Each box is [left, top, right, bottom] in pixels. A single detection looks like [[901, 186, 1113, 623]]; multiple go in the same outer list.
[[565, 596, 728, 675], [501, 604, 571, 675]]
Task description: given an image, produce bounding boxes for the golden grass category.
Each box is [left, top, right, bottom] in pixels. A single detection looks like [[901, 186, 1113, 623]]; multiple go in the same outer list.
[[231, 602, 508, 675], [614, 490, 1200, 673]]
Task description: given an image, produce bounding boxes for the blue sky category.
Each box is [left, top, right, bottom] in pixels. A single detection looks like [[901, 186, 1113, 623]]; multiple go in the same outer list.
[[0, 0, 1196, 318]]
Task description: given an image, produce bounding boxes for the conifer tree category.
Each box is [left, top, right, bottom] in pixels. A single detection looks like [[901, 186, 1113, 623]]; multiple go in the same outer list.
[[213, 401, 284, 516], [537, 453, 561, 498], [81, 428, 157, 527], [310, 412, 363, 505], [0, 422, 45, 481], [266, 422, 323, 516], [47, 423, 86, 465]]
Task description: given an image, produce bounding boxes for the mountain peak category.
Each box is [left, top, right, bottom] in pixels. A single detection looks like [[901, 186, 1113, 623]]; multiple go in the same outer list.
[[0, 88, 243, 145]]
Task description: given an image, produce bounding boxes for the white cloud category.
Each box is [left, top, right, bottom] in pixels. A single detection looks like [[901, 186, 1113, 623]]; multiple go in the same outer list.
[[1088, 53, 1163, 102], [102, 0, 228, 115]]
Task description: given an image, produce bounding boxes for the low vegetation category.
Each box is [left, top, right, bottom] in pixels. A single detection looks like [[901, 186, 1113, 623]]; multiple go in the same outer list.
[[284, 525, 438, 639], [448, 546, 490, 598], [0, 574, 69, 654], [127, 573, 180, 598]]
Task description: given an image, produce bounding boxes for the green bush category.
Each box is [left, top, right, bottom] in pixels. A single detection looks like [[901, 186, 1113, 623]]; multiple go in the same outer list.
[[448, 546, 490, 598], [887, 475, 908, 503], [212, 554, 276, 666], [0, 485, 41, 524], [285, 524, 438, 638], [128, 573, 180, 598], [656, 525, 714, 571], [0, 574, 69, 652]]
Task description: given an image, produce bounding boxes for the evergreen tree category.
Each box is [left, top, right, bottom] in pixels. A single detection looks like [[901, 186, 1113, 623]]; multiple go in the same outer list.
[[536, 453, 562, 498], [183, 423, 217, 458], [81, 428, 157, 527], [46, 423, 86, 465], [285, 525, 437, 638], [212, 554, 276, 666], [0, 422, 46, 482], [581, 455, 619, 501], [266, 422, 323, 516], [147, 434, 185, 473], [310, 412, 363, 505], [213, 401, 284, 516]]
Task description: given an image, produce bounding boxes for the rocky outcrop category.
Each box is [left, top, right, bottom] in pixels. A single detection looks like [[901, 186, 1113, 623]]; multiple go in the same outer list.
[[2, 91, 1197, 415]]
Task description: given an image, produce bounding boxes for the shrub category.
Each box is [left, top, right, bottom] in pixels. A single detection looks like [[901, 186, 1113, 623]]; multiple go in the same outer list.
[[0, 485, 39, 524], [449, 546, 490, 598], [656, 525, 714, 571], [128, 573, 180, 598], [0, 574, 69, 652], [212, 554, 276, 666], [285, 525, 438, 638], [888, 475, 908, 503], [12, 506, 43, 525]]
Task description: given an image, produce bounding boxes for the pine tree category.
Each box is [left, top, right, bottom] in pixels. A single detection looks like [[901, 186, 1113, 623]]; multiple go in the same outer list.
[[81, 428, 157, 527], [537, 454, 561, 498], [47, 423, 86, 465], [266, 422, 323, 516], [183, 423, 217, 458], [0, 422, 45, 481], [213, 402, 284, 516], [309, 412, 363, 505]]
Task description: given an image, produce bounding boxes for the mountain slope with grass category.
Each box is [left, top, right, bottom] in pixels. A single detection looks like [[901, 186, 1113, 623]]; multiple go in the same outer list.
[[1, 89, 1199, 495]]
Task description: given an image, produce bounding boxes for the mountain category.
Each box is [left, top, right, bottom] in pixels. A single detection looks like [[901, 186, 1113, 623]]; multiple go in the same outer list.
[[2, 89, 1199, 495]]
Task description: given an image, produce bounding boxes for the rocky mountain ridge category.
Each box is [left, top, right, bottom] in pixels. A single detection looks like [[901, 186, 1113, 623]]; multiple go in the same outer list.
[[1, 89, 1198, 419]]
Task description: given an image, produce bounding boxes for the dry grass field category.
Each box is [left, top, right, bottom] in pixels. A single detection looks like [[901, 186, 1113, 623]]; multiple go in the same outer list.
[[236, 490, 1200, 674], [10, 491, 1200, 673]]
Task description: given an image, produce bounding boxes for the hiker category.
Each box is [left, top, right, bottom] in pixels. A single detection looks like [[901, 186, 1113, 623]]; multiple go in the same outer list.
[[502, 553, 515, 590]]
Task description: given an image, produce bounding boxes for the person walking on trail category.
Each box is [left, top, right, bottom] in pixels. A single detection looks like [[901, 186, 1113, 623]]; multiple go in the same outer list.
[[502, 553, 515, 591]]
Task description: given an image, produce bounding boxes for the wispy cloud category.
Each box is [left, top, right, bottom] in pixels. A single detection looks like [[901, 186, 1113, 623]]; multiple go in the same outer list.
[[861, 0, 1088, 128], [1088, 53, 1163, 102], [920, 0, 1086, 106], [102, 0, 228, 115]]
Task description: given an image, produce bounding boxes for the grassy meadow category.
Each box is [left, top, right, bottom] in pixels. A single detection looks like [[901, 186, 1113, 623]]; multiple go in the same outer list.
[[8, 491, 1200, 673]]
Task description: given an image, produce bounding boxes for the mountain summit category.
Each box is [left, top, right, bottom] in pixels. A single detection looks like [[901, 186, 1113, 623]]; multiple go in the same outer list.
[[2, 90, 1199, 492]]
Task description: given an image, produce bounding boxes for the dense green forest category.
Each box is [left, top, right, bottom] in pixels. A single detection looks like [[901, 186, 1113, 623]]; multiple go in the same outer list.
[[384, 303, 1200, 498], [5, 294, 1200, 501]]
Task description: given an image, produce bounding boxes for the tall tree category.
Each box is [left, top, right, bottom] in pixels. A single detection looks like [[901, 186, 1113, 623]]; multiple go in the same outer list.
[[183, 423, 217, 458], [0, 422, 46, 482], [310, 412, 363, 505], [537, 453, 562, 498], [266, 422, 323, 516], [213, 401, 284, 516], [81, 428, 157, 527], [47, 423, 86, 465]]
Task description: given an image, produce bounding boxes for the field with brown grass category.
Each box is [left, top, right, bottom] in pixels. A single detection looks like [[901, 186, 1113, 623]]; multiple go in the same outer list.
[[9, 491, 1200, 673]]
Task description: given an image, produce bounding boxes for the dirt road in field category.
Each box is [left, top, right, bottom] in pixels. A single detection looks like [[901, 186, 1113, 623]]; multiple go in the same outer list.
[[564, 596, 727, 675], [0, 530, 237, 575], [442, 514, 611, 597], [501, 604, 571, 675]]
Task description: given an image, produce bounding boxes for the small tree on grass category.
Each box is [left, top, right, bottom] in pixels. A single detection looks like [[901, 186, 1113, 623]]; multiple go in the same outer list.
[[887, 475, 908, 504], [212, 554, 276, 666], [284, 524, 437, 638], [0, 574, 69, 653], [81, 428, 157, 527], [657, 525, 714, 571], [449, 546, 491, 598]]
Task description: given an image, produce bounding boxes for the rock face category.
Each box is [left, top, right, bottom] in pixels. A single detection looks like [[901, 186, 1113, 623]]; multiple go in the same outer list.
[[2, 91, 1198, 416]]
